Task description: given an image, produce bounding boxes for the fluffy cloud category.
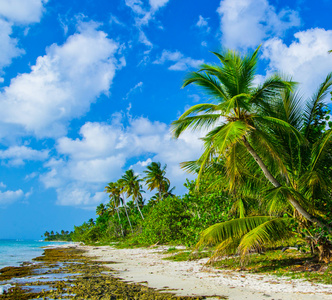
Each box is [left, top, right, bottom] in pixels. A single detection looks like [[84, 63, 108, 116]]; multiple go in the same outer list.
[[262, 28, 332, 97], [0, 19, 25, 71], [0, 22, 122, 137], [41, 114, 205, 207], [0, 189, 24, 206], [0, 146, 49, 166], [0, 0, 46, 24], [0, 0, 47, 74], [154, 50, 204, 71], [218, 0, 300, 49]]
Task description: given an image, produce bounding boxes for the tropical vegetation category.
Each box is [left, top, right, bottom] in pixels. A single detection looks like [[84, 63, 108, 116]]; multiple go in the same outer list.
[[45, 47, 332, 271]]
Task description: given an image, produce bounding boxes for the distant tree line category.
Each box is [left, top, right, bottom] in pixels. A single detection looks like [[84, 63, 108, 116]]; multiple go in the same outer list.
[[43, 230, 73, 241]]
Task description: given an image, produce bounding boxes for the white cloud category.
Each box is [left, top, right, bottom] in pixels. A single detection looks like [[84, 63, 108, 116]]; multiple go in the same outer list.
[[149, 0, 169, 11], [109, 15, 125, 27], [0, 146, 49, 166], [262, 28, 332, 97], [0, 0, 46, 24], [0, 182, 6, 188], [217, 0, 300, 49], [124, 0, 170, 48], [0, 19, 25, 72], [125, 0, 170, 24], [0, 189, 24, 206], [124, 81, 143, 100], [56, 184, 108, 206], [196, 15, 210, 33], [154, 50, 204, 71], [0, 0, 47, 75], [25, 172, 38, 180], [41, 114, 205, 207], [0, 22, 122, 137], [138, 30, 153, 48]]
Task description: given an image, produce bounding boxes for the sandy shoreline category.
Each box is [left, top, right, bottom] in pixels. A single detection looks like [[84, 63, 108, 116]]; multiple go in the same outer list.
[[55, 244, 332, 300]]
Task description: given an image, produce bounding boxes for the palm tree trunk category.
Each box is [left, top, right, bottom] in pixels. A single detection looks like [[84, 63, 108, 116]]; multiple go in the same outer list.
[[123, 204, 133, 233], [136, 199, 144, 220], [242, 136, 332, 234], [116, 208, 124, 237]]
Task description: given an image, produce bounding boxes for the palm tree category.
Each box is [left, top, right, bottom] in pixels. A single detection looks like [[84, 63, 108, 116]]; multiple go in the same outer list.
[[104, 182, 125, 236], [116, 180, 134, 233], [119, 169, 145, 219], [143, 162, 171, 201], [172, 47, 332, 261], [96, 203, 106, 216]]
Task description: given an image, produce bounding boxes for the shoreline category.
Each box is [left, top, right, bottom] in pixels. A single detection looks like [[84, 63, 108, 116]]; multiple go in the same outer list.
[[78, 244, 332, 300], [1, 243, 332, 299]]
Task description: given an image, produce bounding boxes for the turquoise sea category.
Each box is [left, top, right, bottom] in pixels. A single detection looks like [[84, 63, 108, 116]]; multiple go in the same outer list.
[[0, 239, 68, 269], [0, 239, 70, 294]]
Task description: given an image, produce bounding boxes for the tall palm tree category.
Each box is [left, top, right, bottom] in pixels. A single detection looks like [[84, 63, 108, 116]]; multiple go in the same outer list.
[[172, 47, 332, 261], [119, 169, 145, 219], [104, 182, 125, 236], [116, 179, 134, 233], [143, 162, 171, 201]]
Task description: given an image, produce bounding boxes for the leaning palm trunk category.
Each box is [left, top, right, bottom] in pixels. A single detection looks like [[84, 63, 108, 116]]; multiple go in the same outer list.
[[123, 204, 133, 233], [242, 136, 331, 233], [242, 136, 332, 261], [136, 199, 144, 219], [115, 208, 124, 237]]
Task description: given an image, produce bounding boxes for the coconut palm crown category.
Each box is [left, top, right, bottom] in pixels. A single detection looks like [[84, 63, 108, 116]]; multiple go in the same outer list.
[[143, 161, 171, 200]]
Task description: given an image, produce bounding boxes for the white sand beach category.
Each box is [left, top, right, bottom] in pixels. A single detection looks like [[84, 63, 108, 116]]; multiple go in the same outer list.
[[66, 244, 332, 300]]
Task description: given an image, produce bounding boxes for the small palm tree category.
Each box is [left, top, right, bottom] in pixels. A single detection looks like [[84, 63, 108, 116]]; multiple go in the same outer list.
[[96, 203, 106, 216], [143, 162, 171, 201], [105, 182, 126, 236], [116, 179, 134, 233], [119, 170, 145, 219]]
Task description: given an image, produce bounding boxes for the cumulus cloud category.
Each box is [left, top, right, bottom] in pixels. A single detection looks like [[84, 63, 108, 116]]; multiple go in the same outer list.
[[0, 0, 46, 24], [0, 22, 122, 137], [0, 19, 25, 71], [154, 50, 204, 71], [0, 146, 49, 166], [262, 28, 332, 97], [0, 189, 24, 206], [40, 113, 206, 207], [218, 0, 300, 49], [0, 0, 47, 75]]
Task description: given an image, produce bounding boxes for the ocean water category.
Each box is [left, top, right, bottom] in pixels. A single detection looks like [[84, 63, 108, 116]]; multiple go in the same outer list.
[[0, 239, 68, 269], [0, 239, 70, 295]]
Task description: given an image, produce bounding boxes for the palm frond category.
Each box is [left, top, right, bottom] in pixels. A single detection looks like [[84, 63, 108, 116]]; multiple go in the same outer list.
[[196, 216, 273, 248], [238, 218, 295, 257], [182, 71, 228, 100], [171, 114, 222, 138], [310, 128, 332, 171], [303, 72, 332, 137]]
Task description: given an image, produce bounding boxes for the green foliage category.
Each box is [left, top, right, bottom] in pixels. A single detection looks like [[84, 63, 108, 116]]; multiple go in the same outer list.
[[44, 230, 73, 241]]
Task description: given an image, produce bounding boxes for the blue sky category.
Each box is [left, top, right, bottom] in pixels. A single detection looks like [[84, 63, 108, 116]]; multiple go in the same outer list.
[[1, 0, 332, 239]]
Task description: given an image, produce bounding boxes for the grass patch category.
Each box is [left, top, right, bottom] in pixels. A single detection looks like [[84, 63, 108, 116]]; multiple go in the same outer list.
[[212, 249, 332, 284], [164, 250, 212, 262]]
